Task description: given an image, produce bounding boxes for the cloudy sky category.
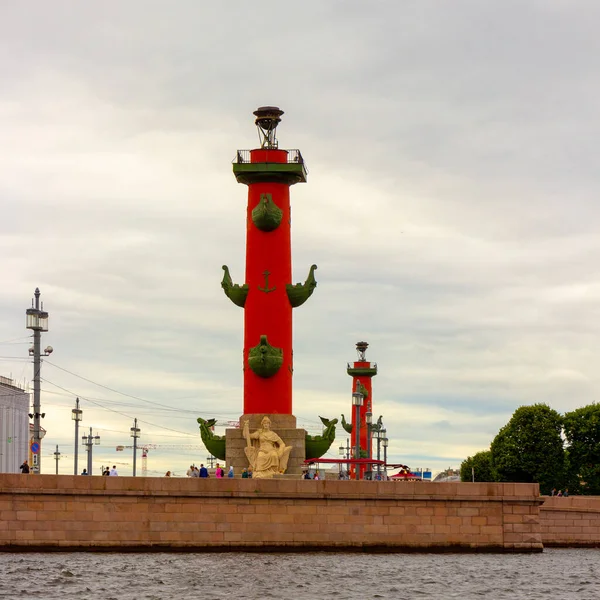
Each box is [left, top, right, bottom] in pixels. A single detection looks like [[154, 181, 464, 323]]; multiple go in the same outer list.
[[1, 1, 599, 476]]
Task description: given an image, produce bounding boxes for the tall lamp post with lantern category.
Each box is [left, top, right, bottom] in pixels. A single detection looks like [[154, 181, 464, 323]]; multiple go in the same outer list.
[[26, 287, 52, 474], [365, 411, 373, 479], [372, 428, 380, 479], [379, 427, 387, 479], [82, 427, 100, 475], [71, 397, 83, 475], [53, 445, 61, 475], [382, 434, 389, 480], [130, 418, 141, 476], [338, 438, 351, 478]]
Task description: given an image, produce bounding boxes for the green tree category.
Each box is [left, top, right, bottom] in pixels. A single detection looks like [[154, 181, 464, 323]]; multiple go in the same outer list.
[[460, 450, 496, 482], [490, 403, 565, 494], [563, 403, 600, 495]]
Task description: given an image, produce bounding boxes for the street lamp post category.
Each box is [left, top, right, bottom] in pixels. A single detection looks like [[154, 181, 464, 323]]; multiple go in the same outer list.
[[206, 455, 216, 469], [352, 379, 364, 480], [365, 411, 372, 480], [372, 429, 381, 479], [71, 397, 83, 475], [53, 445, 61, 475], [338, 439, 351, 479], [25, 287, 52, 474], [82, 427, 100, 475], [382, 435, 389, 480], [130, 418, 141, 476], [380, 427, 387, 480]]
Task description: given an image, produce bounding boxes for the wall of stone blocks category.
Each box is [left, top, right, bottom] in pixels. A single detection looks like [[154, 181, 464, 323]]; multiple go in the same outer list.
[[540, 496, 600, 547], [0, 475, 543, 552]]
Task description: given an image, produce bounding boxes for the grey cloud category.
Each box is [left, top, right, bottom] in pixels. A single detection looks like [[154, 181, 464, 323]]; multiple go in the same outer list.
[[1, 1, 600, 475]]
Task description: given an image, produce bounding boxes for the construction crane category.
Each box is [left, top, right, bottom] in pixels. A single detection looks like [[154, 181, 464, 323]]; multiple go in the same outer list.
[[113, 420, 236, 476], [115, 443, 204, 477], [196, 420, 240, 430]]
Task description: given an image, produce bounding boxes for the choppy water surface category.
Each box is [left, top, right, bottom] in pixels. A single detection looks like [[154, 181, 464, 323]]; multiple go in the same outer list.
[[0, 549, 599, 600]]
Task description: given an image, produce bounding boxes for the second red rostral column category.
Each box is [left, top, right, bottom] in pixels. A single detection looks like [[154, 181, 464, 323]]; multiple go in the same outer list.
[[346, 341, 378, 479]]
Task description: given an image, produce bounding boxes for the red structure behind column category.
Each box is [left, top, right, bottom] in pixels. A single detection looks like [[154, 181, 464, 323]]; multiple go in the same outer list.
[[347, 341, 378, 476]]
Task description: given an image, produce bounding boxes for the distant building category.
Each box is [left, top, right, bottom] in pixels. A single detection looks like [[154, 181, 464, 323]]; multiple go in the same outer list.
[[433, 467, 461, 483], [0, 376, 29, 473]]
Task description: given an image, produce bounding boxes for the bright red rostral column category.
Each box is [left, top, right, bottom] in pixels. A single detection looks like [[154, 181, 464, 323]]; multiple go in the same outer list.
[[244, 150, 293, 414], [225, 107, 313, 418]]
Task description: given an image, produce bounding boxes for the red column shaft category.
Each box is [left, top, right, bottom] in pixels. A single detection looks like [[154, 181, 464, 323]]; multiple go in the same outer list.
[[351, 366, 374, 451], [351, 365, 375, 477], [243, 150, 293, 415]]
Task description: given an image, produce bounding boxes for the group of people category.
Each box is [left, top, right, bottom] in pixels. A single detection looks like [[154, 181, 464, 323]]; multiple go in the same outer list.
[[186, 464, 209, 477], [181, 464, 254, 478], [302, 469, 390, 481], [81, 465, 118, 476], [20, 459, 120, 476], [550, 488, 569, 497], [184, 464, 237, 478]]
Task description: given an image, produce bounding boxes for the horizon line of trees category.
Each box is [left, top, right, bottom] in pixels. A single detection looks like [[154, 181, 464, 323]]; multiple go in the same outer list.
[[460, 403, 600, 495]]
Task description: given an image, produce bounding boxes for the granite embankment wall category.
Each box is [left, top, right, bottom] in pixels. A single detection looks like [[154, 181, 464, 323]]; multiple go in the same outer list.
[[540, 496, 600, 547], [0, 475, 542, 552]]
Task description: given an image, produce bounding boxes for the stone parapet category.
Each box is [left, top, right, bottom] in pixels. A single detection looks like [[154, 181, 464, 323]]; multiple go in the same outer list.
[[0, 476, 544, 552], [540, 495, 600, 547]]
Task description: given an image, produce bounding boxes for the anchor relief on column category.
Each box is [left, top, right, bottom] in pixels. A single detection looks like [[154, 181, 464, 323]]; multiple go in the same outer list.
[[258, 270, 276, 294]]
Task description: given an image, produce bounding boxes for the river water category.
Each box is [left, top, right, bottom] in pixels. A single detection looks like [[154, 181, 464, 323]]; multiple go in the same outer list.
[[0, 549, 599, 599]]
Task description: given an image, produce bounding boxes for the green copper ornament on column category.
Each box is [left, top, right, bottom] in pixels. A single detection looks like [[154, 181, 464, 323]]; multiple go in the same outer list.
[[251, 193, 283, 232], [248, 335, 284, 378], [221, 265, 249, 307], [286, 264, 318, 307]]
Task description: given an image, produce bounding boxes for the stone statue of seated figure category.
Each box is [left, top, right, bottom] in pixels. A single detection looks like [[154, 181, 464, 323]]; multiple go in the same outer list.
[[243, 416, 292, 479]]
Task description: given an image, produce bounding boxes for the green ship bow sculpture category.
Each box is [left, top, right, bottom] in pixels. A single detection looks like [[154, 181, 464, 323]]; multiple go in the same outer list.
[[286, 264, 318, 308], [197, 417, 226, 461], [221, 265, 249, 308], [305, 416, 338, 460], [251, 193, 283, 232], [248, 335, 284, 378], [341, 413, 353, 434]]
